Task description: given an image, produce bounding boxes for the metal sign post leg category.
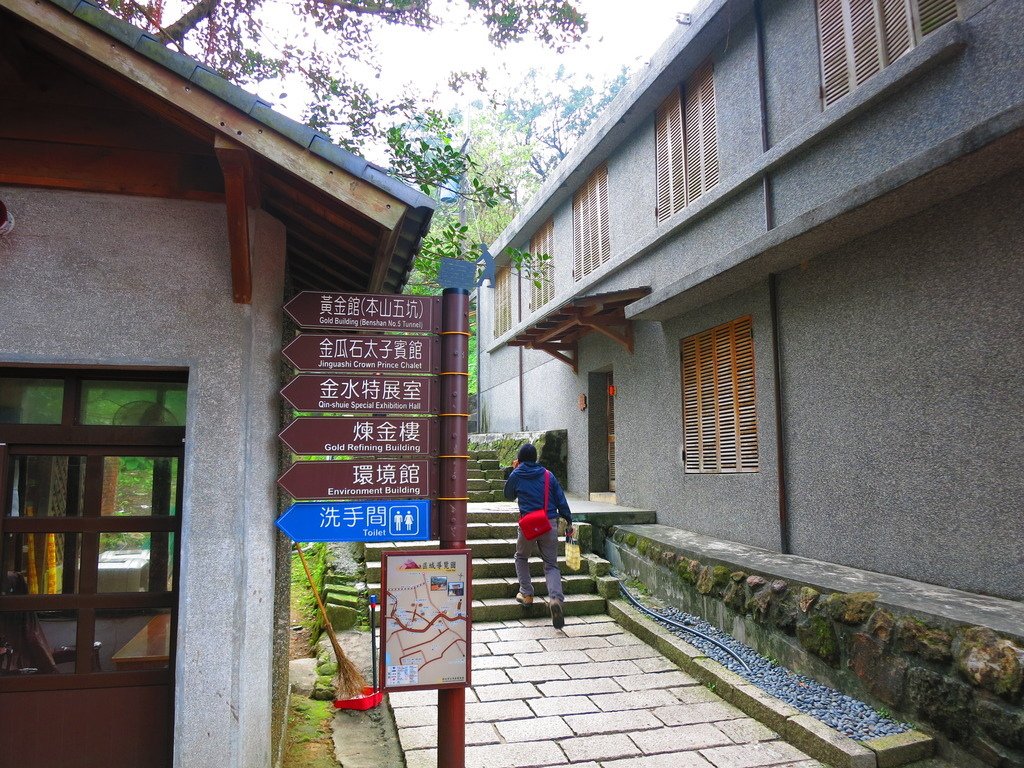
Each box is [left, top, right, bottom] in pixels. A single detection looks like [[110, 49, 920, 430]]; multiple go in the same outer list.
[[437, 287, 469, 768]]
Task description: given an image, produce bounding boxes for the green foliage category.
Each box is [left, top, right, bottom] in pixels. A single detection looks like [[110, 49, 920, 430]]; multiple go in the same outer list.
[[291, 544, 329, 641]]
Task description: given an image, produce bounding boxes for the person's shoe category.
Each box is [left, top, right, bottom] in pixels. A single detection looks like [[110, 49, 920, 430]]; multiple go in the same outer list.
[[549, 599, 564, 630], [515, 592, 533, 606]]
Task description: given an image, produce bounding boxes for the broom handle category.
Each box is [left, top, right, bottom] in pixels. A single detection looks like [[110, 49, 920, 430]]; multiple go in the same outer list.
[[295, 543, 345, 664]]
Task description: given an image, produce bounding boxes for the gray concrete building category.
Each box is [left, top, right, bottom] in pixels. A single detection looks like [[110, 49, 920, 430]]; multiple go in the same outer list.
[[0, 1, 432, 765], [478, 0, 1023, 602]]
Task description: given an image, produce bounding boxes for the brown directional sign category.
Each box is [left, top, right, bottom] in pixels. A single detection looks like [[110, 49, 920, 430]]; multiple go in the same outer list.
[[280, 374, 439, 414], [279, 416, 438, 456], [285, 292, 440, 333], [278, 459, 436, 500], [282, 333, 439, 374]]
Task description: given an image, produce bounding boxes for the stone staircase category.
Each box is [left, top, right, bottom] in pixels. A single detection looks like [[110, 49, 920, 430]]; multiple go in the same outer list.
[[467, 449, 506, 502], [364, 503, 612, 623]]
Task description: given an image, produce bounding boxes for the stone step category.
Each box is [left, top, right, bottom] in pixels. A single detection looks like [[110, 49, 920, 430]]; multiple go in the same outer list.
[[467, 522, 520, 540], [365, 555, 591, 584], [467, 469, 485, 480], [467, 478, 492, 492], [471, 594, 607, 623], [365, 538, 516, 562], [477, 459, 501, 471], [366, 574, 594, 602], [468, 491, 494, 503], [484, 470, 506, 481], [465, 510, 518, 523], [469, 449, 499, 461]]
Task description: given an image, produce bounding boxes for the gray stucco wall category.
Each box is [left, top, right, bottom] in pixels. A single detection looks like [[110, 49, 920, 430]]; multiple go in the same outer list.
[[777, 169, 1024, 600], [0, 186, 286, 766]]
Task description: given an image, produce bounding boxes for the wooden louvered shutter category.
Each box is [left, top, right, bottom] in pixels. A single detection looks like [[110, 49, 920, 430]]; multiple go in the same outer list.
[[493, 266, 512, 337], [680, 316, 758, 473], [530, 219, 555, 310], [817, 0, 852, 107], [682, 63, 719, 206], [819, 0, 958, 108], [915, 0, 957, 37], [655, 87, 685, 222], [573, 165, 610, 281], [881, 0, 914, 63]]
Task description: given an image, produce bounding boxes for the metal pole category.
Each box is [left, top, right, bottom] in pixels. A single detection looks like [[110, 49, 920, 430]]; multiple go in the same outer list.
[[438, 287, 469, 768]]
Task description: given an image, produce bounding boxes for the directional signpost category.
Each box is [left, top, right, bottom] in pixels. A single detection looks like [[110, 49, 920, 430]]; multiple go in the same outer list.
[[277, 284, 468, 767], [278, 459, 435, 500], [279, 416, 437, 457], [276, 500, 432, 543], [280, 374, 439, 414], [282, 333, 439, 374], [284, 292, 439, 333]]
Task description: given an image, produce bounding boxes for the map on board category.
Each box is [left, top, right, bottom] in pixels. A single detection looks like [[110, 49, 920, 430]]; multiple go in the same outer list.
[[381, 549, 470, 690]]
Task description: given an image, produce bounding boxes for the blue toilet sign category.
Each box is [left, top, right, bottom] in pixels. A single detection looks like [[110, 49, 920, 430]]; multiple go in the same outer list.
[[277, 500, 432, 543]]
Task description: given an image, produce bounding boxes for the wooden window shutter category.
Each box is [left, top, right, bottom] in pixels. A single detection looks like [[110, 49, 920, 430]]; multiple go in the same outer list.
[[493, 266, 512, 338], [818, 0, 958, 107], [530, 219, 555, 310], [682, 63, 719, 206], [572, 165, 610, 281], [655, 87, 685, 222], [680, 316, 758, 473], [915, 0, 958, 36]]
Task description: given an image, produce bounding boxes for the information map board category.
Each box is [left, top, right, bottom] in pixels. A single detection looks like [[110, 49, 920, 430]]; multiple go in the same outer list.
[[380, 549, 471, 692]]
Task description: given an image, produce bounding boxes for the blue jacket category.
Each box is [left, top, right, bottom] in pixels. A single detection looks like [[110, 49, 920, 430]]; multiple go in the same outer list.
[[503, 462, 572, 524]]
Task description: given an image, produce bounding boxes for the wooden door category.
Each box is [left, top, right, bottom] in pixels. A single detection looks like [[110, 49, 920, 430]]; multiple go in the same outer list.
[[607, 373, 616, 492]]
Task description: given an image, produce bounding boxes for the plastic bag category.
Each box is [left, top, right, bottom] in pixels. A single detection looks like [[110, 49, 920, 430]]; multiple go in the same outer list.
[[565, 534, 582, 572]]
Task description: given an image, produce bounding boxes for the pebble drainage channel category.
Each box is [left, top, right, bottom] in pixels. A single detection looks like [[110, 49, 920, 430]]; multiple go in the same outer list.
[[620, 583, 911, 742]]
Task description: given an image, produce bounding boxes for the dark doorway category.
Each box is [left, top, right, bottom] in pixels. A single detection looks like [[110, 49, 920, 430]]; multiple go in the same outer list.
[[0, 369, 185, 768], [587, 371, 615, 495]]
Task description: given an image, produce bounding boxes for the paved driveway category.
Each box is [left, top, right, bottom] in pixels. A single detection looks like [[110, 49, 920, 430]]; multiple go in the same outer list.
[[389, 614, 823, 768]]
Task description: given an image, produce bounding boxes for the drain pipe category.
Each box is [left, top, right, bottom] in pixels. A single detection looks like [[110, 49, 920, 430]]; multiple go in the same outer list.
[[754, 0, 791, 554], [517, 269, 525, 431]]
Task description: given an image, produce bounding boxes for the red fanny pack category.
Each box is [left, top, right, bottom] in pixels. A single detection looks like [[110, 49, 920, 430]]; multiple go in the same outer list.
[[518, 470, 552, 541]]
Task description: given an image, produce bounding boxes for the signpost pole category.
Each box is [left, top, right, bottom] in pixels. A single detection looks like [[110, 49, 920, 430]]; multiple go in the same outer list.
[[437, 287, 469, 768]]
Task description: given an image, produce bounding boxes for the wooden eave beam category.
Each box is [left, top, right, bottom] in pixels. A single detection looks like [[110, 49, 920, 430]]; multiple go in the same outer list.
[[581, 319, 634, 352], [533, 342, 578, 373], [3, 0, 407, 231], [214, 135, 254, 304], [263, 173, 379, 248], [369, 211, 404, 292]]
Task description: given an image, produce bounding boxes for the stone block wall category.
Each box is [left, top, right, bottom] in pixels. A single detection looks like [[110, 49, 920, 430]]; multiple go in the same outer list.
[[610, 528, 1024, 767], [469, 430, 568, 489]]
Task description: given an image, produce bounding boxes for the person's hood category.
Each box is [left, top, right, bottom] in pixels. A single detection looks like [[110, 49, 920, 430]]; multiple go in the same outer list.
[[515, 461, 547, 479]]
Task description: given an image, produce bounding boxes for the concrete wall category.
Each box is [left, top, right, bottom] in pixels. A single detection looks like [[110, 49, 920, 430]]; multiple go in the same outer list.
[[777, 169, 1024, 599], [0, 186, 286, 767]]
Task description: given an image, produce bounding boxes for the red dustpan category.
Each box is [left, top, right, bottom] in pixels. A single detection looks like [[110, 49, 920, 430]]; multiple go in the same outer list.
[[334, 686, 383, 710], [335, 595, 382, 710]]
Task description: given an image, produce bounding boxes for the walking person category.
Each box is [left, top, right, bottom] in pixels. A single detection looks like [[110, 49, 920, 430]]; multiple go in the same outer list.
[[504, 443, 573, 629]]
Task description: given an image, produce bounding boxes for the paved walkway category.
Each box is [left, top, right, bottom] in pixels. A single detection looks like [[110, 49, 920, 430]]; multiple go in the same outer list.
[[389, 614, 824, 768]]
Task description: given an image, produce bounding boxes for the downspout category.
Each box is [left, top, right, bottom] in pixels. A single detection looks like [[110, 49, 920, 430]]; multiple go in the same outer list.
[[755, 0, 791, 554], [517, 270, 525, 431]]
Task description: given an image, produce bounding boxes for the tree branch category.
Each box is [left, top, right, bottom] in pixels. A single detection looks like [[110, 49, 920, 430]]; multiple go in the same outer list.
[[162, 0, 221, 43]]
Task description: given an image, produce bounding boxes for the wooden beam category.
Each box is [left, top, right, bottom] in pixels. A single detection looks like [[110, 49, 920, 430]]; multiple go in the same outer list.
[[582, 320, 633, 351], [214, 135, 253, 304], [534, 342, 578, 373], [3, 0, 406, 230], [0, 137, 223, 200], [369, 210, 404, 292]]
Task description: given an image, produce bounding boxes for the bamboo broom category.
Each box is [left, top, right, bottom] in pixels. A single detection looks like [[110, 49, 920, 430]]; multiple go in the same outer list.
[[295, 543, 367, 700]]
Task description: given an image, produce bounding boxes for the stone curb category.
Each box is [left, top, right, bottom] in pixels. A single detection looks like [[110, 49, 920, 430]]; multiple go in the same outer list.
[[607, 598, 935, 768]]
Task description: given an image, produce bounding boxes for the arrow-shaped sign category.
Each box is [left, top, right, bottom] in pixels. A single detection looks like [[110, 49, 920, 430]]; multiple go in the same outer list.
[[279, 416, 437, 456], [276, 500, 433, 543]]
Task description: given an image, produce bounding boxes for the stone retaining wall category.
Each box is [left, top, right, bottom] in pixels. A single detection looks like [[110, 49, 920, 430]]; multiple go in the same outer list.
[[469, 429, 568, 488], [609, 526, 1024, 768]]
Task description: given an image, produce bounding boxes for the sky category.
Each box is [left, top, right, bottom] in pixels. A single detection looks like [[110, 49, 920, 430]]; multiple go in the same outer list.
[[244, 0, 701, 124]]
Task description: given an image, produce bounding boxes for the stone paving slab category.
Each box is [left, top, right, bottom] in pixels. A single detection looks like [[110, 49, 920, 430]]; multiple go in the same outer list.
[[388, 613, 820, 768]]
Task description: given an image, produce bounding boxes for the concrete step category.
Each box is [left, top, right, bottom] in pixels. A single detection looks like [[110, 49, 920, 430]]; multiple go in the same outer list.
[[466, 510, 518, 523], [365, 555, 590, 584], [365, 538, 516, 562], [472, 593, 607, 623], [467, 522, 520, 540], [366, 573, 594, 602]]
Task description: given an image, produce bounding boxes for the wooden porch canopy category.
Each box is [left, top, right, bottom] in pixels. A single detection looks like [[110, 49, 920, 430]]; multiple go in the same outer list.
[[0, 0, 434, 301], [507, 287, 651, 373]]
